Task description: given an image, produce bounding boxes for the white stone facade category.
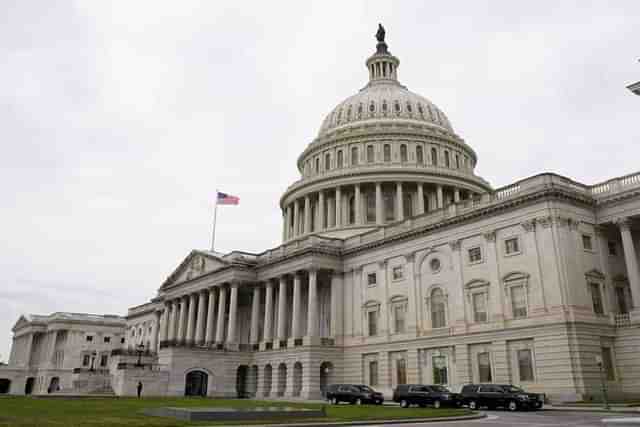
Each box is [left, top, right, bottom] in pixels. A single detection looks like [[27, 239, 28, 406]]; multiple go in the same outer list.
[[2, 34, 640, 402]]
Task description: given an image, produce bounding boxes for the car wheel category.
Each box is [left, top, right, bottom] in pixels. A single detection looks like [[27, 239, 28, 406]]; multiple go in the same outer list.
[[508, 400, 518, 412], [331, 397, 339, 405], [433, 400, 441, 409], [400, 399, 409, 408], [355, 398, 363, 405], [468, 400, 478, 410]]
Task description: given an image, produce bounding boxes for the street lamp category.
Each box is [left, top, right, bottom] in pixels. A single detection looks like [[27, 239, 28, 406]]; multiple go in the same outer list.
[[595, 355, 610, 411], [136, 343, 145, 367], [89, 351, 97, 372]]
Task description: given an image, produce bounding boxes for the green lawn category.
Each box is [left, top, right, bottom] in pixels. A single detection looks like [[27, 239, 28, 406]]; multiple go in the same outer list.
[[0, 397, 471, 427]]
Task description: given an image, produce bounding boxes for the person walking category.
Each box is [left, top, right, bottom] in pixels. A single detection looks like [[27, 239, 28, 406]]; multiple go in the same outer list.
[[137, 381, 143, 399]]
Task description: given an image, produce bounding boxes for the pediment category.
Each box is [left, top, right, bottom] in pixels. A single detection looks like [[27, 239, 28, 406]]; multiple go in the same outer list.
[[160, 250, 228, 290], [12, 315, 31, 332]]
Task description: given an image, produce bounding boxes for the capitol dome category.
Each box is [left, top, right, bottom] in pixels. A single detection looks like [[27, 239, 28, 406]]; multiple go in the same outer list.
[[280, 29, 492, 242]]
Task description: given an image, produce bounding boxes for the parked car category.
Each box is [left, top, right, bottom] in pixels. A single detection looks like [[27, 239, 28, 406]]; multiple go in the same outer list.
[[459, 384, 544, 411], [392, 384, 461, 408], [325, 384, 384, 405]]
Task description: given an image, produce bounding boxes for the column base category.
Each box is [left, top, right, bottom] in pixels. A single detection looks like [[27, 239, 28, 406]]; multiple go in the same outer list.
[[303, 336, 321, 346], [225, 342, 239, 351], [259, 341, 274, 351]]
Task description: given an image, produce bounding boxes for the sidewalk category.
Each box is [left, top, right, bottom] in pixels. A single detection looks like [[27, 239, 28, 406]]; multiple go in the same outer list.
[[545, 404, 640, 414]]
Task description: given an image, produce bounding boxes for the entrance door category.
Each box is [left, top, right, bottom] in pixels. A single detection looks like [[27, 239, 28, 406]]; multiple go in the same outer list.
[[0, 379, 11, 394], [25, 378, 35, 395], [185, 371, 208, 396]]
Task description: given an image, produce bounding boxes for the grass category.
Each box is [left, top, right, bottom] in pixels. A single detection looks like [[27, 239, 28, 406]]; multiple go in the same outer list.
[[0, 397, 471, 427]]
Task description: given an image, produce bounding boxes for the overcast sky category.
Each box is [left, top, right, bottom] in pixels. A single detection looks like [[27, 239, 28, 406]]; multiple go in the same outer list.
[[1, 1, 639, 360]]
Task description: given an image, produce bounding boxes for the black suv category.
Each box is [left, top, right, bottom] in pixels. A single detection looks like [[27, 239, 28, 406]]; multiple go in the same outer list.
[[460, 384, 544, 411], [325, 384, 384, 405], [393, 384, 461, 408]]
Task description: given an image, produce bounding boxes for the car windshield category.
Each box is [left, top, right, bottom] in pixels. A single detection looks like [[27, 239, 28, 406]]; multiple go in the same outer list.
[[502, 386, 524, 393], [357, 386, 374, 392], [429, 385, 449, 392]]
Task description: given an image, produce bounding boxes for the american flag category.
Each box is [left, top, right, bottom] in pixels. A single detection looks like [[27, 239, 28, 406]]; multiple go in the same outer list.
[[217, 191, 239, 205]]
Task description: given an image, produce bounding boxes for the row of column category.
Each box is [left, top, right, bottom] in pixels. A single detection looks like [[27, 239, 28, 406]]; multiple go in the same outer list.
[[284, 182, 470, 240], [158, 269, 332, 349], [617, 217, 640, 315]]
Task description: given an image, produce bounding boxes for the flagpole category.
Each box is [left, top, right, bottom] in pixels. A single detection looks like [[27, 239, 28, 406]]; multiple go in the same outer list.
[[210, 190, 219, 252]]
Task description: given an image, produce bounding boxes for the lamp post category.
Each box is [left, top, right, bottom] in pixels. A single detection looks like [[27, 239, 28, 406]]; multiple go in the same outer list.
[[595, 355, 610, 411], [89, 351, 97, 372], [136, 343, 145, 367]]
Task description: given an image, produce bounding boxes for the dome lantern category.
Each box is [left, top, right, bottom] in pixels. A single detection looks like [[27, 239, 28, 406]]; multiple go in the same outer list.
[[366, 24, 400, 85]]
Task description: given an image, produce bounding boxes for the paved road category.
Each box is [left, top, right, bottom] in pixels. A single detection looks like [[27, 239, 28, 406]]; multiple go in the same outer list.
[[375, 410, 638, 426]]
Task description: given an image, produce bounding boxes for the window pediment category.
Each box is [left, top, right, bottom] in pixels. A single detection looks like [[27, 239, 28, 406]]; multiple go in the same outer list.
[[389, 294, 408, 304], [502, 271, 530, 283], [585, 269, 605, 281], [465, 279, 490, 290], [363, 300, 381, 311]]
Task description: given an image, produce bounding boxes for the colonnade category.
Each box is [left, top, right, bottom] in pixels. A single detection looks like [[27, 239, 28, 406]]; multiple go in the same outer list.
[[617, 217, 640, 312], [283, 181, 475, 240], [158, 269, 339, 350]]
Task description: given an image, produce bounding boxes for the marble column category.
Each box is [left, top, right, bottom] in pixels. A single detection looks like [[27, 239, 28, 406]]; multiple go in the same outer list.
[[227, 283, 239, 345], [205, 288, 217, 346], [417, 183, 425, 214], [291, 273, 302, 341], [335, 186, 342, 227], [396, 181, 404, 221], [194, 290, 207, 345], [167, 301, 176, 342], [215, 286, 227, 344], [436, 185, 444, 209], [286, 205, 292, 240], [293, 199, 300, 238], [330, 271, 343, 340], [304, 196, 311, 234], [618, 218, 640, 315], [159, 303, 169, 344], [282, 211, 287, 241], [177, 296, 188, 344], [277, 276, 288, 343], [375, 182, 383, 225], [454, 188, 461, 203], [318, 191, 325, 231], [185, 293, 197, 345], [263, 282, 274, 343], [354, 184, 362, 225], [250, 286, 261, 345], [150, 310, 161, 352], [306, 269, 319, 343]]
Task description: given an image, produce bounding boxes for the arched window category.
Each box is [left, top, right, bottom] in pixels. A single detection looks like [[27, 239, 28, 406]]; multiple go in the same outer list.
[[366, 192, 376, 223], [315, 158, 320, 173], [367, 145, 374, 163], [431, 147, 438, 166], [416, 146, 424, 164], [325, 153, 331, 171], [384, 190, 395, 221], [400, 144, 408, 162], [351, 147, 359, 165], [348, 196, 355, 224], [444, 151, 450, 168], [431, 288, 446, 328], [403, 193, 412, 218], [337, 150, 343, 168], [384, 144, 391, 162]]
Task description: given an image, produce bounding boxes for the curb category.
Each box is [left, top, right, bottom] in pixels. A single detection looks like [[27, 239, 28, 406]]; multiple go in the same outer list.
[[209, 412, 486, 427], [544, 407, 640, 415]]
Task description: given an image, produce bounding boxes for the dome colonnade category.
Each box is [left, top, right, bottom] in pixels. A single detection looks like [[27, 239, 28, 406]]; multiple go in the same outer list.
[[280, 37, 491, 241]]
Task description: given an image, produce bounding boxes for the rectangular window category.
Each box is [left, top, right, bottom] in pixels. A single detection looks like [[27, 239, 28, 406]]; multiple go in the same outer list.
[[505, 237, 520, 255], [368, 311, 378, 336], [86, 335, 93, 342], [589, 282, 604, 315], [478, 352, 492, 382], [511, 285, 527, 318], [394, 305, 406, 333], [369, 361, 378, 386], [601, 347, 615, 380], [468, 246, 482, 263], [100, 355, 108, 367], [396, 358, 407, 385], [517, 349, 534, 381], [392, 266, 404, 280], [608, 241, 617, 256], [120, 337, 125, 344], [432, 356, 448, 384], [582, 234, 593, 250], [103, 336, 111, 343], [82, 355, 90, 366], [367, 145, 374, 163], [473, 293, 488, 322], [367, 273, 377, 287]]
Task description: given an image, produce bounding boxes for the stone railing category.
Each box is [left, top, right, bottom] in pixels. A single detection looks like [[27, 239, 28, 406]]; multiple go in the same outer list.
[[256, 235, 343, 264], [589, 171, 640, 199], [615, 313, 631, 328]]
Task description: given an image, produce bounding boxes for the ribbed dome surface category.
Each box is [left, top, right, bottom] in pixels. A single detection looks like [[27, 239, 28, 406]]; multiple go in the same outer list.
[[317, 81, 454, 138]]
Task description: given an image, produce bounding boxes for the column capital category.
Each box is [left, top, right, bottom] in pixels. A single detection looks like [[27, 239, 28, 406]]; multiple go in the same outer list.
[[615, 216, 633, 230], [448, 240, 462, 251], [521, 219, 536, 233], [483, 231, 496, 242]]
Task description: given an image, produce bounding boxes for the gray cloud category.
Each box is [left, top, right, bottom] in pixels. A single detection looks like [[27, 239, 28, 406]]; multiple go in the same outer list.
[[1, 0, 639, 358]]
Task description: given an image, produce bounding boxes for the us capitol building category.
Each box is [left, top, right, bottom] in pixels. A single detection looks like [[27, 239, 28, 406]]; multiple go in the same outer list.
[[2, 29, 640, 402]]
